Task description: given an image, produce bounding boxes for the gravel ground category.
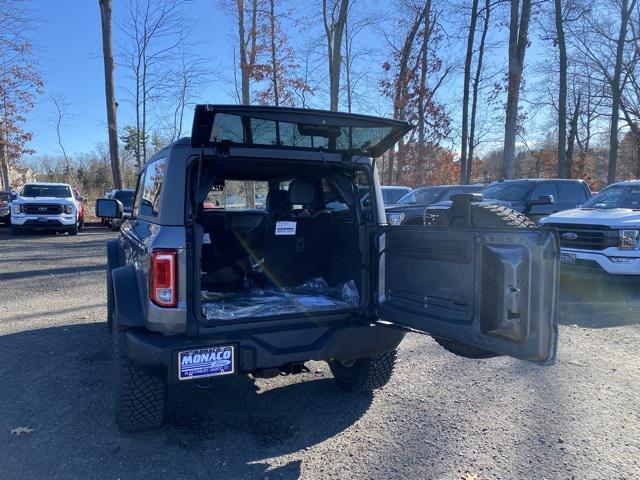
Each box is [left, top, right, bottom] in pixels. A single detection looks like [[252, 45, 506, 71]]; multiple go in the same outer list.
[[0, 225, 638, 480]]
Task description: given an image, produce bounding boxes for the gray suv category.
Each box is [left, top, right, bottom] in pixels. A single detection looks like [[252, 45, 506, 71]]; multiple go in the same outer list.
[[97, 105, 560, 431]]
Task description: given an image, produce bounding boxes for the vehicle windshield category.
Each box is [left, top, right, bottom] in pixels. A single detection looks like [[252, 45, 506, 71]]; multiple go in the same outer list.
[[21, 184, 71, 198], [582, 185, 640, 210], [481, 182, 530, 202], [397, 188, 442, 205], [113, 190, 135, 208]]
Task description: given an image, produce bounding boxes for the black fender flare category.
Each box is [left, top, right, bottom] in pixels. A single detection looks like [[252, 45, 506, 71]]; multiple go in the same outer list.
[[106, 239, 123, 271], [112, 265, 145, 328]]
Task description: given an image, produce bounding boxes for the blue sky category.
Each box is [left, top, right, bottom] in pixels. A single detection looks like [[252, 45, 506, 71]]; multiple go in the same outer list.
[[26, 0, 235, 156], [24, 0, 556, 160]]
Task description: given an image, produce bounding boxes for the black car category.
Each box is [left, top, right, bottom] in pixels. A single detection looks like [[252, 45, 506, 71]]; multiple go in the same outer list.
[[385, 184, 484, 225], [425, 179, 592, 224], [102, 189, 135, 230]]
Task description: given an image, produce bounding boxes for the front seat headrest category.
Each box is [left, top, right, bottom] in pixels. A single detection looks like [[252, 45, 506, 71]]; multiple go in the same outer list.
[[266, 190, 291, 213], [288, 180, 320, 209]]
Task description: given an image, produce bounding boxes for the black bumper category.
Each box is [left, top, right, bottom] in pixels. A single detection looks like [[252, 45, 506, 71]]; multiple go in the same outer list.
[[19, 219, 73, 230], [124, 323, 405, 384]]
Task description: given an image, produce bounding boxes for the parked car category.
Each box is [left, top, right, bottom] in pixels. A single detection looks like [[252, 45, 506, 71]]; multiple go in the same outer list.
[[425, 178, 592, 224], [97, 104, 559, 432], [540, 180, 640, 280], [0, 191, 12, 225], [10, 182, 80, 235], [72, 188, 86, 229], [358, 185, 411, 207], [99, 189, 135, 230], [385, 184, 484, 225]]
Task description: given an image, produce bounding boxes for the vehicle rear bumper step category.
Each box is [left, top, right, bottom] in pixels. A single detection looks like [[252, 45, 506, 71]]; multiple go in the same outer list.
[[124, 323, 404, 383]]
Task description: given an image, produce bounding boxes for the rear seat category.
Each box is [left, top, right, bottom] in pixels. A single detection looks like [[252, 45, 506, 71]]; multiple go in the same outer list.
[[264, 180, 332, 287]]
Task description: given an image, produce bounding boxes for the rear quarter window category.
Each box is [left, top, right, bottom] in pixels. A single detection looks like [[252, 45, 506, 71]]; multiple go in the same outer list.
[[140, 157, 167, 217], [557, 182, 589, 207]]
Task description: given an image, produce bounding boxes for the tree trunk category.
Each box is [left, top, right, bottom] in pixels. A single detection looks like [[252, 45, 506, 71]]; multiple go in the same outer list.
[[388, 7, 424, 184], [237, 0, 255, 206], [0, 128, 9, 191], [566, 93, 581, 177], [417, 0, 432, 180], [467, 0, 490, 183], [324, 0, 349, 111], [98, 0, 123, 189], [460, 0, 479, 184], [555, 0, 568, 178], [269, 0, 279, 107], [607, 0, 635, 184], [503, 0, 531, 179]]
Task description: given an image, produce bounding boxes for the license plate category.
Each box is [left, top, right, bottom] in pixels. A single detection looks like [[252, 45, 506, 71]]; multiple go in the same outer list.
[[178, 345, 235, 380], [560, 252, 576, 265]]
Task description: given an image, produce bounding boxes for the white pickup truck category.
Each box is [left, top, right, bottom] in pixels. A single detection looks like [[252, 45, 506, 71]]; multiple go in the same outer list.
[[540, 180, 640, 277], [10, 182, 80, 235]]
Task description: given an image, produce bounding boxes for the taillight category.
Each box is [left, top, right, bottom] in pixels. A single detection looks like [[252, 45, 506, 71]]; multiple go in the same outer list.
[[150, 250, 177, 307]]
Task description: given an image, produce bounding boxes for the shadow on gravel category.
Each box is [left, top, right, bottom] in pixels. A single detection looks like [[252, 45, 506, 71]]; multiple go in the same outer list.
[[0, 323, 371, 480], [559, 275, 640, 328], [0, 264, 105, 281]]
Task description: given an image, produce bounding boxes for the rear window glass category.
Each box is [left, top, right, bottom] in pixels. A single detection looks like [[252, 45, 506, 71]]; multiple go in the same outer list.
[[204, 181, 268, 210], [140, 158, 166, 217], [211, 113, 394, 153]]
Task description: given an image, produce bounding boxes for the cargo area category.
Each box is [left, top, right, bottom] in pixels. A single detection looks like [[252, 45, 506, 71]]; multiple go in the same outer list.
[[191, 157, 371, 322]]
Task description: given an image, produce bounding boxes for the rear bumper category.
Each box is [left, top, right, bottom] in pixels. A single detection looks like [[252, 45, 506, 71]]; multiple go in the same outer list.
[[124, 322, 405, 384]]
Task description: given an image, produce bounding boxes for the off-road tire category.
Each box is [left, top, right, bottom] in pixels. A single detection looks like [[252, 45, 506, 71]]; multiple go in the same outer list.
[[68, 224, 79, 236], [10, 226, 22, 235], [329, 349, 397, 392], [113, 324, 166, 432], [430, 203, 536, 359]]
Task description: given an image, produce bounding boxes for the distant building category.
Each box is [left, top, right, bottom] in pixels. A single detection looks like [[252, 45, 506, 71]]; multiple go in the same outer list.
[[9, 166, 37, 189]]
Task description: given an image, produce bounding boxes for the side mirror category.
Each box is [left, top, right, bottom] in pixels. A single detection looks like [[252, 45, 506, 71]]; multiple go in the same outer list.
[[526, 194, 554, 207], [96, 198, 123, 219]]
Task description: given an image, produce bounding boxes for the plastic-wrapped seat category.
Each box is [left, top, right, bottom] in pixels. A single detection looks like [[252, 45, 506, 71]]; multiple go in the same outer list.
[[264, 180, 332, 287]]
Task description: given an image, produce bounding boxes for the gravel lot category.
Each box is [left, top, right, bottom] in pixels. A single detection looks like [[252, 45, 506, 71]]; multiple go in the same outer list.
[[0, 225, 638, 480]]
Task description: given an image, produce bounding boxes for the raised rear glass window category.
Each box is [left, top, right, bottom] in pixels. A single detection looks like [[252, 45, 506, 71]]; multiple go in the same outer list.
[[210, 113, 393, 153]]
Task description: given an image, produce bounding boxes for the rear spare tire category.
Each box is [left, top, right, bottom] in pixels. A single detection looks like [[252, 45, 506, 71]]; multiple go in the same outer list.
[[329, 349, 397, 392], [430, 203, 536, 359]]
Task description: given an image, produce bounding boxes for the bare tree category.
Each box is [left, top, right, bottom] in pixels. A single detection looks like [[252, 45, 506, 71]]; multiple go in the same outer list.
[[459, 0, 479, 184], [503, 0, 532, 178], [554, 0, 568, 177], [118, 0, 189, 169], [322, 0, 350, 111], [50, 94, 73, 180], [570, 0, 638, 183], [608, 0, 637, 183], [466, 0, 492, 183], [99, 0, 123, 189]]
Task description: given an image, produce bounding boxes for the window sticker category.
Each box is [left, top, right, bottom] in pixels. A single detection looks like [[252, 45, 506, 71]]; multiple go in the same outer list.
[[275, 221, 297, 235]]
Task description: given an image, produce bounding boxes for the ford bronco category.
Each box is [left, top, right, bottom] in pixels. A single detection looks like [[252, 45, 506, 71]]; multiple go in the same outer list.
[[97, 105, 559, 431]]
